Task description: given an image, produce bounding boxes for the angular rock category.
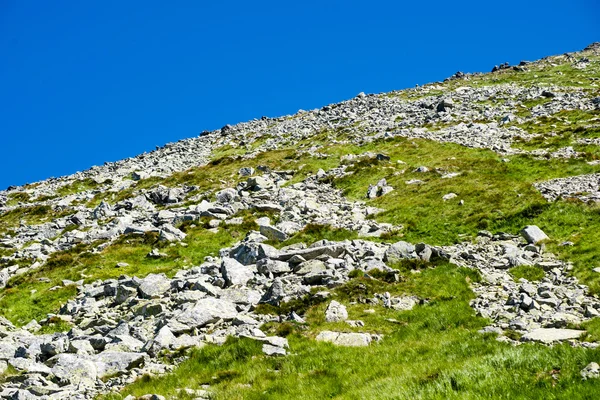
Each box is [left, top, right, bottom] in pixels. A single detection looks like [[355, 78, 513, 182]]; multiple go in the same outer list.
[[520, 225, 549, 244], [172, 298, 238, 330], [325, 300, 348, 322], [138, 273, 172, 299], [221, 257, 255, 287]]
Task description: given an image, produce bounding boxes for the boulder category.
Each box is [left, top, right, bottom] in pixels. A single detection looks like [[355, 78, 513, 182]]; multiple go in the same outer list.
[[325, 301, 348, 322], [581, 362, 600, 380], [384, 241, 416, 263], [94, 351, 145, 377], [49, 354, 98, 387], [172, 298, 238, 330], [138, 274, 172, 299], [520, 225, 549, 244], [221, 257, 255, 287]]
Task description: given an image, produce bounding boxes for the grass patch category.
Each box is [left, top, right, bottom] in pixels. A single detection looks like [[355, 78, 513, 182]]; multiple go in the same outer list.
[[56, 178, 105, 196], [509, 265, 546, 282], [0, 205, 72, 234], [6, 192, 31, 206], [273, 224, 358, 249]]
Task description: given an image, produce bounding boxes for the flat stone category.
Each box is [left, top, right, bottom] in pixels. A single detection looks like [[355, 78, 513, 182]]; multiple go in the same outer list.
[[520, 225, 549, 244], [138, 273, 172, 299], [316, 331, 372, 347], [172, 298, 238, 330], [49, 353, 97, 387], [521, 328, 585, 344]]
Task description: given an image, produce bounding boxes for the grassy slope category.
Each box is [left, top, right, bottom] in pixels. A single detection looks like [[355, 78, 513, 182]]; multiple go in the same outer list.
[[3, 50, 600, 398], [103, 262, 600, 399]]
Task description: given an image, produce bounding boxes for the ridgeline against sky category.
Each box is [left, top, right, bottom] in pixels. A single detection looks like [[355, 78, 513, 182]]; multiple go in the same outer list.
[[0, 0, 598, 189]]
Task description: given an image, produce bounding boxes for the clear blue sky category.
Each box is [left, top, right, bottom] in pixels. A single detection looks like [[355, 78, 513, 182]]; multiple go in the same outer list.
[[1, 1, 598, 189]]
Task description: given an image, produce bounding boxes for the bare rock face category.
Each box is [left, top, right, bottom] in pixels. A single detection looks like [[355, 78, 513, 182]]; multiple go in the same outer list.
[[138, 274, 172, 299], [221, 257, 256, 287]]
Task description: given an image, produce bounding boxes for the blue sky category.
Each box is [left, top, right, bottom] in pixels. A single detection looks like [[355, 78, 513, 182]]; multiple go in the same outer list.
[[0, 1, 598, 189]]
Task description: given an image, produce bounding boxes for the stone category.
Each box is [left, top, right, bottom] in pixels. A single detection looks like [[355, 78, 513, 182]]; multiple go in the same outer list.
[[221, 257, 255, 286], [216, 188, 239, 204], [279, 244, 345, 262], [316, 331, 372, 347], [238, 167, 255, 176], [436, 99, 454, 112], [68, 339, 95, 355], [257, 259, 291, 276], [521, 328, 585, 344], [520, 225, 549, 244], [172, 298, 238, 330], [325, 300, 348, 322], [115, 284, 138, 304], [262, 344, 286, 356], [259, 224, 288, 242], [384, 241, 416, 263], [94, 351, 145, 377], [294, 259, 327, 276], [49, 353, 98, 387], [442, 193, 457, 201], [581, 362, 600, 379], [138, 273, 172, 299]]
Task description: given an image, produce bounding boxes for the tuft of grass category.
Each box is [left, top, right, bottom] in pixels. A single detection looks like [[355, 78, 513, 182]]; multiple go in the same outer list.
[[509, 265, 546, 282], [6, 192, 31, 206], [0, 205, 72, 234], [274, 224, 358, 249], [56, 178, 103, 196]]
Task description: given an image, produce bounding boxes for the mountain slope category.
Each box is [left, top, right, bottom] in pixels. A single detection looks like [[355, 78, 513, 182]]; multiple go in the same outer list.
[[1, 43, 600, 399]]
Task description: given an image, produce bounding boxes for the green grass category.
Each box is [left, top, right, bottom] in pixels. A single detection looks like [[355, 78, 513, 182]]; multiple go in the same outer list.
[[509, 265, 546, 282], [320, 137, 598, 243], [511, 110, 600, 153], [56, 178, 106, 196], [5, 191, 31, 206], [272, 224, 359, 249], [0, 205, 72, 234], [100, 263, 600, 400]]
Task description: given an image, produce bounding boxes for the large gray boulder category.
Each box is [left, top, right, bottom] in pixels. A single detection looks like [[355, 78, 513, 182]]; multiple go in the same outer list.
[[384, 241, 417, 263], [221, 257, 255, 287], [259, 225, 288, 242], [521, 328, 584, 344], [325, 301, 348, 322], [172, 298, 238, 330], [278, 244, 345, 262], [316, 331, 372, 347], [49, 354, 98, 387], [138, 274, 172, 299], [94, 351, 145, 377], [520, 225, 549, 244]]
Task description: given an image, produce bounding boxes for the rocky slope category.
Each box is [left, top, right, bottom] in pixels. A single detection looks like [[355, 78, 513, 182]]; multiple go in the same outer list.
[[1, 43, 600, 399]]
